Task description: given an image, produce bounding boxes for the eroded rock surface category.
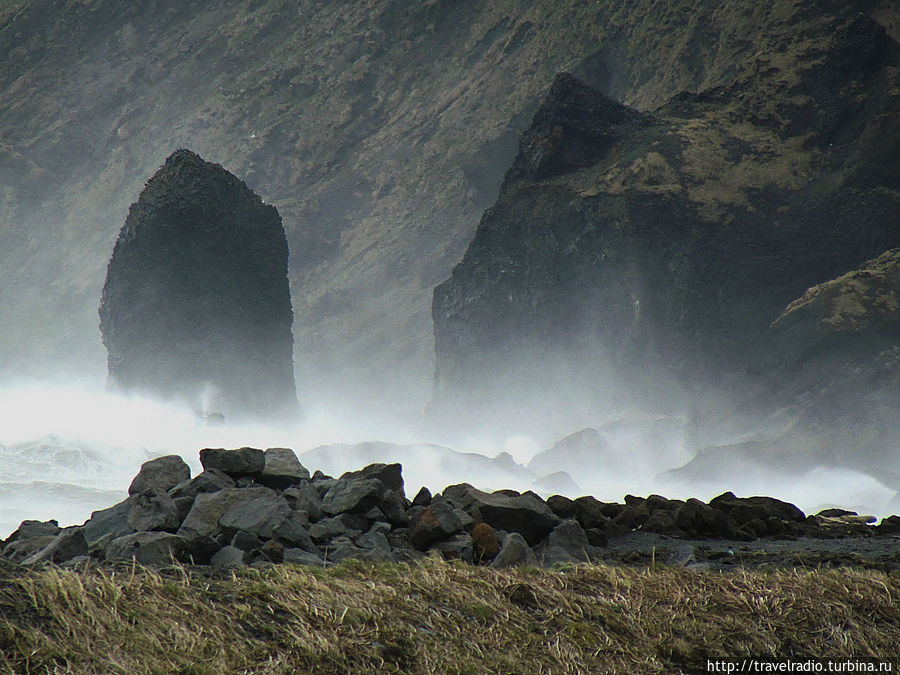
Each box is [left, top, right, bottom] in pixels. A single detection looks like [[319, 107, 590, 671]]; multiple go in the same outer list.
[[99, 149, 299, 420], [3, 448, 897, 572]]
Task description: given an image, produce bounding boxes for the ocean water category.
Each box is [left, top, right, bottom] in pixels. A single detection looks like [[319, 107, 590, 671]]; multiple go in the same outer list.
[[0, 382, 895, 539]]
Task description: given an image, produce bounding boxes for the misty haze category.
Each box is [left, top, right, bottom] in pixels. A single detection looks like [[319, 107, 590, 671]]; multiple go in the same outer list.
[[1, 1, 898, 544]]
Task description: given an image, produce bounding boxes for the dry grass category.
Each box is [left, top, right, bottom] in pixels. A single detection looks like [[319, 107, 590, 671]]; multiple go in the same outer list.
[[0, 559, 897, 674]]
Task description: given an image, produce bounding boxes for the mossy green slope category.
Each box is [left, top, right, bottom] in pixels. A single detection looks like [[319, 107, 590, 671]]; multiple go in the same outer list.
[[431, 3, 900, 427], [1, 0, 896, 408]]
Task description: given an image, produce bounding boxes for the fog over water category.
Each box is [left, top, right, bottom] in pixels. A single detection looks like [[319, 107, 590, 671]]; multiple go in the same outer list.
[[1, 379, 895, 539]]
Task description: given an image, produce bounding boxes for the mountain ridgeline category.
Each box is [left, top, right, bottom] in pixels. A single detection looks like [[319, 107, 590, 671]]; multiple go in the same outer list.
[[1, 0, 900, 481], [2, 0, 897, 413], [432, 8, 900, 482]]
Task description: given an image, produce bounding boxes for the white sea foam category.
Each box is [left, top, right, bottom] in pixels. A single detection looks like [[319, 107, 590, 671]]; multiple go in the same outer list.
[[0, 381, 895, 539]]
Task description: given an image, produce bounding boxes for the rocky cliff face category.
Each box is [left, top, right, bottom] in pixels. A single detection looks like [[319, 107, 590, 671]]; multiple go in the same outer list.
[[99, 150, 298, 420], [433, 9, 900, 437], [4, 0, 897, 414]]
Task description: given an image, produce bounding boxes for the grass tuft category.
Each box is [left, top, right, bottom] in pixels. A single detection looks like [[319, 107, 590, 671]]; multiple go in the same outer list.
[[0, 560, 897, 673]]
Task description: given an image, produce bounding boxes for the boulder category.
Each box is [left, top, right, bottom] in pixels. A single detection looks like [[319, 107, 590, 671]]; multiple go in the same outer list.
[[82, 498, 135, 549], [412, 487, 432, 507], [218, 494, 292, 540], [320, 478, 386, 516], [324, 536, 365, 564], [572, 496, 610, 530], [210, 545, 246, 569], [340, 463, 405, 496], [442, 483, 560, 545], [98, 149, 299, 420], [490, 533, 538, 569], [641, 511, 685, 537], [408, 496, 463, 551], [584, 528, 608, 547], [547, 495, 577, 519], [127, 488, 182, 532], [282, 482, 324, 521], [3, 520, 59, 546], [199, 447, 266, 478], [270, 513, 318, 553], [309, 514, 367, 543], [379, 490, 411, 527], [433, 533, 474, 563], [260, 540, 285, 564], [610, 503, 651, 532], [22, 527, 89, 566], [177, 486, 275, 540], [876, 515, 900, 535], [105, 532, 186, 565], [709, 492, 805, 523], [355, 530, 396, 562], [259, 448, 310, 489], [544, 519, 592, 563], [673, 499, 742, 539], [168, 469, 235, 500], [181, 536, 221, 565], [4, 535, 59, 563], [645, 495, 682, 512], [231, 531, 263, 552], [128, 455, 191, 495]]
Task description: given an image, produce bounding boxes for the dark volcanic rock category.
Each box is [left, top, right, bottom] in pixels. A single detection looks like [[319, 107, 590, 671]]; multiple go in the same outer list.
[[200, 447, 266, 478], [490, 532, 538, 569], [709, 493, 806, 523], [408, 496, 463, 551], [22, 528, 88, 566], [673, 499, 743, 540], [442, 483, 560, 545], [877, 515, 900, 535], [412, 487, 432, 507], [432, 25, 900, 441], [282, 482, 323, 521], [547, 495, 577, 520], [259, 448, 310, 489], [99, 149, 299, 420], [210, 545, 246, 569], [339, 463, 405, 497], [128, 455, 191, 495], [543, 519, 592, 564], [176, 486, 276, 540], [3, 520, 59, 545], [169, 469, 236, 501], [106, 532, 187, 565], [320, 478, 386, 516], [127, 488, 182, 532], [309, 514, 367, 543], [82, 499, 135, 549], [218, 494, 292, 540]]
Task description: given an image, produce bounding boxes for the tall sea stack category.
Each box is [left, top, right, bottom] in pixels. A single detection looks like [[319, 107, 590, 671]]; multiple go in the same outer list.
[[99, 149, 299, 420]]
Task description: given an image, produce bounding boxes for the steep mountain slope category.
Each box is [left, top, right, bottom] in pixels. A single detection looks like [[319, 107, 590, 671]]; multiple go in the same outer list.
[[1, 0, 897, 414], [432, 3, 900, 447]]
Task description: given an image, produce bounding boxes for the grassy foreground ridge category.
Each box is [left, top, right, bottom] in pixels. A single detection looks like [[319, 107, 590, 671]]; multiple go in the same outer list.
[[0, 559, 897, 674]]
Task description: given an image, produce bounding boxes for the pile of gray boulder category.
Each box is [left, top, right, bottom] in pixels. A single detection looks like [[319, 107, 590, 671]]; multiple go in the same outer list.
[[3, 447, 899, 570]]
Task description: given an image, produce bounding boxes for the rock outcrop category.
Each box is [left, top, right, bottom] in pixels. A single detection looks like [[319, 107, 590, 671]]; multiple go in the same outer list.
[[5, 448, 897, 571], [672, 250, 900, 486], [99, 149, 299, 420], [432, 12, 900, 442]]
